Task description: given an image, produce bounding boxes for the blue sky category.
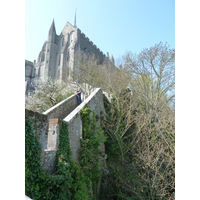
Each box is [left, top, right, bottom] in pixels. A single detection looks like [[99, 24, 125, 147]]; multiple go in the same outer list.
[[25, 0, 175, 63]]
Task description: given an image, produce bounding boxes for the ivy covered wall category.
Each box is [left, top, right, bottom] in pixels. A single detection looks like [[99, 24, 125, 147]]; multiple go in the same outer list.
[[25, 106, 107, 200]]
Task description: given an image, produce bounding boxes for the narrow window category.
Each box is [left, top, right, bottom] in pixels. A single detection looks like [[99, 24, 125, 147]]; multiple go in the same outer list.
[[41, 52, 45, 62]]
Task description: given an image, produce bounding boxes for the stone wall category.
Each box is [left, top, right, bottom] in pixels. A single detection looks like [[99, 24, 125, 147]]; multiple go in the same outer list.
[[63, 88, 105, 162], [47, 118, 59, 150], [25, 109, 48, 151], [25, 60, 36, 95], [26, 88, 106, 172], [41, 150, 57, 174], [26, 110, 58, 173], [26, 93, 79, 173], [77, 29, 105, 64], [43, 93, 78, 120], [31, 20, 115, 84], [25, 60, 35, 79]]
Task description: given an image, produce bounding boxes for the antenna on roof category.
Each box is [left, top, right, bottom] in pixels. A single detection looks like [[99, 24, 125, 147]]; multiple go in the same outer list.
[[74, 8, 77, 28]]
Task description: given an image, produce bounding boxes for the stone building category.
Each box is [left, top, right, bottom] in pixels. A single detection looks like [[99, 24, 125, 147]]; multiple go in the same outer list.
[[34, 20, 114, 82], [25, 60, 36, 95]]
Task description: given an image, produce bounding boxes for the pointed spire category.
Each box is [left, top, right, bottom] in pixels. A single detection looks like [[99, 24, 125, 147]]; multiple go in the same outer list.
[[49, 19, 56, 34], [48, 19, 56, 43], [74, 9, 77, 28]]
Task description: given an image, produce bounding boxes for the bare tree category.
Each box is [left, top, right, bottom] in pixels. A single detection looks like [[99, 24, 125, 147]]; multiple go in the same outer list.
[[124, 42, 175, 110], [74, 50, 131, 96], [73, 51, 99, 93], [25, 78, 74, 113], [102, 43, 175, 199]]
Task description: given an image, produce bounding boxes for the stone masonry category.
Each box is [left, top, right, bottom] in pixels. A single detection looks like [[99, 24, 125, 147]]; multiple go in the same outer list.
[[25, 20, 115, 95], [63, 88, 105, 162], [25, 60, 36, 95], [42, 93, 78, 120], [26, 87, 106, 172]]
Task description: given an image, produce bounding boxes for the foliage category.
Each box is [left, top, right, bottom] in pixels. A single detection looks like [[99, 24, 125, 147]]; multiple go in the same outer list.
[[70, 161, 90, 200], [103, 93, 174, 199], [51, 121, 73, 200], [79, 107, 107, 199], [25, 78, 74, 113], [74, 50, 130, 95], [25, 116, 72, 199], [25, 115, 47, 199], [124, 42, 175, 108], [101, 43, 175, 200], [26, 108, 106, 200], [74, 51, 102, 90], [26, 42, 174, 199]]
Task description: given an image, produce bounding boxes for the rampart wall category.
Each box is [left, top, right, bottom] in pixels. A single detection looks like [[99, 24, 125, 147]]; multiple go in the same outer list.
[[42, 94, 78, 120], [26, 88, 105, 173], [25, 110, 56, 173], [63, 88, 105, 162], [25, 109, 48, 151]]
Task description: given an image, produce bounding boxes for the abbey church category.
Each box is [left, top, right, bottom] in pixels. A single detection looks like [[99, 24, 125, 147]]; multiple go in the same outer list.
[[25, 19, 115, 95]]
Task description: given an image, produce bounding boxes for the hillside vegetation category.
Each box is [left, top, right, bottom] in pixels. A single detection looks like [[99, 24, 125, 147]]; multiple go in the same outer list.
[[25, 42, 175, 199], [78, 42, 175, 199]]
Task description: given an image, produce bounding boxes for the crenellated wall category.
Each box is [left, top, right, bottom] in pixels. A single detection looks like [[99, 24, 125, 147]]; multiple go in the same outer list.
[[77, 29, 105, 63]]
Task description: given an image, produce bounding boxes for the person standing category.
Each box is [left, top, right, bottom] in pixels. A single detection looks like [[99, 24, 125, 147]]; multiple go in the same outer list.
[[84, 92, 88, 100], [76, 86, 82, 105]]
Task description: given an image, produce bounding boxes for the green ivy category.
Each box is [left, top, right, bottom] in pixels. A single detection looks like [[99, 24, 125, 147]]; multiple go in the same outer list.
[[25, 115, 48, 199], [25, 116, 72, 199], [70, 160, 91, 200], [48, 121, 72, 200], [79, 107, 107, 199], [25, 108, 106, 200]]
